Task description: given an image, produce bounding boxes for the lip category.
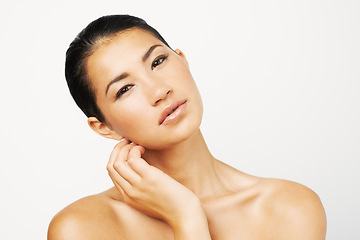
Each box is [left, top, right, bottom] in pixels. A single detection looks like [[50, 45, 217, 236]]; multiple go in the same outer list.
[[159, 100, 187, 126]]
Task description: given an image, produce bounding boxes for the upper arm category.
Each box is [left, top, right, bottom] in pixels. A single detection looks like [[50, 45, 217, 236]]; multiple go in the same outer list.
[[47, 210, 91, 240], [282, 186, 326, 239], [263, 180, 327, 240], [47, 195, 124, 240], [47, 213, 78, 240]]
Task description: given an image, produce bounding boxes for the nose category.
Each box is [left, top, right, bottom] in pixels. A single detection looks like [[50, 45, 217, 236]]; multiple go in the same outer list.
[[153, 88, 172, 106], [145, 79, 172, 106]]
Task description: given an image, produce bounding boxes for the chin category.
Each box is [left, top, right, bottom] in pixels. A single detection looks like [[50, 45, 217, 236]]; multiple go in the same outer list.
[[129, 101, 203, 150], [142, 116, 202, 150]]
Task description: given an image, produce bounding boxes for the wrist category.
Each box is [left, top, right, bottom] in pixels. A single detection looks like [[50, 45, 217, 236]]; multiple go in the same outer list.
[[170, 199, 211, 240]]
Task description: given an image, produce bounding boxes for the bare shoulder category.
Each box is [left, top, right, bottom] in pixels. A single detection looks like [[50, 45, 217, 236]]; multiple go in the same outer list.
[[257, 178, 327, 239], [48, 188, 173, 240], [47, 189, 125, 240]]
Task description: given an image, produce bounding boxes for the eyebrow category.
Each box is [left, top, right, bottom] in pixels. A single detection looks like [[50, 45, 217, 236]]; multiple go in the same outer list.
[[105, 73, 129, 95], [142, 44, 163, 62], [105, 44, 163, 95]]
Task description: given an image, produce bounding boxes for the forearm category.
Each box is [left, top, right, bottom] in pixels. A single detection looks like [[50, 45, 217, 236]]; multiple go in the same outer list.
[[169, 200, 212, 240], [173, 218, 211, 240]]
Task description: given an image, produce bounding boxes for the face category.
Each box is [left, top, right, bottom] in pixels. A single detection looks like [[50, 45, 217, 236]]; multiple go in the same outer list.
[[86, 28, 203, 149]]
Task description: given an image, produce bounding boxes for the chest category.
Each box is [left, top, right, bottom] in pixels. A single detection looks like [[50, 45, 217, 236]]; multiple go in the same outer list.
[[115, 202, 264, 240], [205, 201, 265, 240]]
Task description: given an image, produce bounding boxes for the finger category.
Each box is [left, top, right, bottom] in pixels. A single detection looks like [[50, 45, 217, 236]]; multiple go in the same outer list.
[[107, 139, 130, 170], [107, 139, 128, 177], [108, 158, 132, 191], [107, 140, 133, 191], [108, 161, 132, 192], [115, 138, 130, 149], [108, 173, 125, 196], [113, 144, 141, 184], [137, 145, 146, 154], [128, 145, 145, 160], [127, 157, 151, 177]]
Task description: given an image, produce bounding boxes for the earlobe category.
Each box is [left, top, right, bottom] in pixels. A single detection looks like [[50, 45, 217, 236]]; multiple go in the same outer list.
[[87, 117, 124, 140]]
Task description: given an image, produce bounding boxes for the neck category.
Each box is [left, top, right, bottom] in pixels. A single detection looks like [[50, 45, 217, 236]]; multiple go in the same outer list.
[[143, 130, 226, 199]]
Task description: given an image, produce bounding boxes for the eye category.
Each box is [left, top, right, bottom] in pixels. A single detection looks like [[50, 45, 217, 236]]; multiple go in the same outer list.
[[151, 55, 168, 70], [115, 85, 133, 99]]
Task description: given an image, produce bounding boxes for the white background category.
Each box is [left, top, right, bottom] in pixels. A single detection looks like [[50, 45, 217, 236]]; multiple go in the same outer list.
[[1, 0, 359, 239]]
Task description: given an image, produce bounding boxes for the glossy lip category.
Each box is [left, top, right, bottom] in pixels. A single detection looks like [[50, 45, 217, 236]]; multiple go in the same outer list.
[[159, 100, 187, 126]]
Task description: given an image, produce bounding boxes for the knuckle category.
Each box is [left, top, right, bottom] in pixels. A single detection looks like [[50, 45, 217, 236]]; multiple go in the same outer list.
[[146, 172, 159, 185], [106, 162, 113, 172], [113, 161, 122, 171], [126, 188, 139, 199]]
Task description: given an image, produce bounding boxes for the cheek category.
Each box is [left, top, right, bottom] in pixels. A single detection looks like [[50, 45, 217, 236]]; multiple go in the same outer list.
[[175, 68, 202, 103], [106, 101, 152, 137], [175, 64, 198, 90]]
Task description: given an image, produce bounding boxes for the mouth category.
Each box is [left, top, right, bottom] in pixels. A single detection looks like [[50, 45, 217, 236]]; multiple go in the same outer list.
[[167, 106, 179, 116], [159, 100, 187, 125]]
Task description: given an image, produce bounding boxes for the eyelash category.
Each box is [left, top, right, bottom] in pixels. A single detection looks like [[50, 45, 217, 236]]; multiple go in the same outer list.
[[115, 55, 168, 100], [115, 85, 133, 99], [151, 55, 168, 70]]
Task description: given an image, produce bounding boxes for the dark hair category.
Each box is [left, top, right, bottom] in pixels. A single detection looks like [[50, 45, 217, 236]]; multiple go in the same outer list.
[[65, 15, 171, 123]]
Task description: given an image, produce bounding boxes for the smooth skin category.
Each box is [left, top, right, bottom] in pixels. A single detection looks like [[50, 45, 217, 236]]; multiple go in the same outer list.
[[48, 28, 326, 240]]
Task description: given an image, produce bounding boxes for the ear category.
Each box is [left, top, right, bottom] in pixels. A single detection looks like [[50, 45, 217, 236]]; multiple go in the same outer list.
[[87, 117, 124, 141], [174, 49, 189, 66]]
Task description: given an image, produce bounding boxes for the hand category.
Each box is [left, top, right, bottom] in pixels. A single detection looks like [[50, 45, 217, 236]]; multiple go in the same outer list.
[[106, 139, 203, 228]]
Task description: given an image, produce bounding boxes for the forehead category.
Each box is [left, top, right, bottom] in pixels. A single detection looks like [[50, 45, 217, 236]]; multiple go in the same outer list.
[[89, 28, 163, 67], [97, 28, 162, 51], [86, 28, 165, 92]]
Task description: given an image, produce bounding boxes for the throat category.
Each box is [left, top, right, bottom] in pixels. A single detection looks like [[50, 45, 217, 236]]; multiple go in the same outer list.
[[142, 131, 225, 199]]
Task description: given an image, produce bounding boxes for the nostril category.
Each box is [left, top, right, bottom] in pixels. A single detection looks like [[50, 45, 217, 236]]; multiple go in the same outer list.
[[155, 99, 161, 105], [153, 87, 172, 106]]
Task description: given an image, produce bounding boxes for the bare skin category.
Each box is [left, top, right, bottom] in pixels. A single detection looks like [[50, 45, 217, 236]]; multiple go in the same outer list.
[[48, 28, 326, 239], [48, 130, 326, 240]]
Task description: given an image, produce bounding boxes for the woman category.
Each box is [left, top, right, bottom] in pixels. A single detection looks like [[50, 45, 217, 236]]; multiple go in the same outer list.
[[48, 15, 326, 239]]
